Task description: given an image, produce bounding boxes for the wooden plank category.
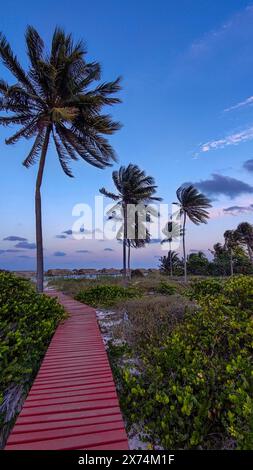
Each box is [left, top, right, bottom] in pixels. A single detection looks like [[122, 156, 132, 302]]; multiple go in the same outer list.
[[6, 429, 128, 450]]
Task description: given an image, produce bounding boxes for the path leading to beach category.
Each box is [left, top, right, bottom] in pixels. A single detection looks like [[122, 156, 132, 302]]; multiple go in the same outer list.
[[5, 290, 128, 450]]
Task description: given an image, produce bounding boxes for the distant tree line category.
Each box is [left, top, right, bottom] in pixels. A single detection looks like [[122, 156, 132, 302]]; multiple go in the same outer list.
[[159, 222, 253, 277]]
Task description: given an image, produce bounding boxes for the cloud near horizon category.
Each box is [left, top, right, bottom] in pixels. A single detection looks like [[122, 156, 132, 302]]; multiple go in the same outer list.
[[15, 241, 36, 249], [189, 173, 253, 199], [53, 251, 66, 257], [3, 236, 27, 242], [223, 204, 253, 216]]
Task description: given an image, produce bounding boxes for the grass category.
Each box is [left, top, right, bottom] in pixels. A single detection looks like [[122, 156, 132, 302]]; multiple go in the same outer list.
[[48, 272, 188, 298]]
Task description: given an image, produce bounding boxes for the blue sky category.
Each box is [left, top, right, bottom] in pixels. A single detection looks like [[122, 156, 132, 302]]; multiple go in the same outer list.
[[1, 0, 253, 269]]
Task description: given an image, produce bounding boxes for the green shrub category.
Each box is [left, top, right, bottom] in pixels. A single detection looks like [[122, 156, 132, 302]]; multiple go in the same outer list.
[[155, 281, 176, 295], [0, 272, 65, 447], [187, 278, 223, 301], [223, 275, 253, 309], [120, 277, 253, 449], [76, 284, 141, 307]]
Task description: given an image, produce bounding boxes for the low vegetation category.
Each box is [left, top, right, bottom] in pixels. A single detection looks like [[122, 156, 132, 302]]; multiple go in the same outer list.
[[117, 295, 195, 352], [76, 284, 141, 308], [99, 275, 253, 450], [0, 271, 65, 448]]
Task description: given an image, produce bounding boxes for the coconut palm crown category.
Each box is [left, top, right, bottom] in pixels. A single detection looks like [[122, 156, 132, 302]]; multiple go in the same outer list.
[[0, 26, 121, 174], [175, 185, 212, 281]]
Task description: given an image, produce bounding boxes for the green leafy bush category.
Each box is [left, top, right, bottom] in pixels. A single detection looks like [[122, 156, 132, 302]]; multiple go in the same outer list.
[[223, 275, 253, 309], [120, 276, 253, 449], [76, 284, 141, 307], [155, 281, 176, 295], [0, 272, 65, 446], [187, 278, 223, 301]]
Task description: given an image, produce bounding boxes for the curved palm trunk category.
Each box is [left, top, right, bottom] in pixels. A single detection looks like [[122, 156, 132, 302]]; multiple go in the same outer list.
[[122, 204, 127, 285], [182, 212, 187, 282], [169, 242, 172, 277], [35, 126, 51, 293]]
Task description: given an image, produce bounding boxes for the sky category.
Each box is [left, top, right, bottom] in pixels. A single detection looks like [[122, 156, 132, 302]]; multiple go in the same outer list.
[[1, 0, 253, 270]]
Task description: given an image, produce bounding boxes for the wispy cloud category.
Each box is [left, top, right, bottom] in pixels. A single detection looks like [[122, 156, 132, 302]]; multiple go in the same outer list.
[[224, 96, 253, 113], [5, 249, 22, 253], [53, 251, 66, 257], [3, 236, 27, 242], [15, 241, 36, 249], [223, 204, 253, 216], [199, 126, 253, 153], [187, 5, 253, 61]]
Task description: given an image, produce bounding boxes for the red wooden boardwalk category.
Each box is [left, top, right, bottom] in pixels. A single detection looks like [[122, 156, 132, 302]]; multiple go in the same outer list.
[[5, 290, 129, 450]]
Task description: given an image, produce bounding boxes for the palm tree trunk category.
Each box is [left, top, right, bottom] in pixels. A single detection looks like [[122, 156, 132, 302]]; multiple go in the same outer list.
[[128, 243, 131, 280], [122, 204, 127, 285], [182, 212, 187, 282], [169, 242, 172, 277], [35, 126, 51, 293]]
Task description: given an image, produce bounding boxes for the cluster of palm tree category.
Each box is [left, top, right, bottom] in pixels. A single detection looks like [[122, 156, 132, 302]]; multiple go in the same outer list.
[[223, 222, 253, 276], [160, 221, 253, 279], [3, 26, 248, 289]]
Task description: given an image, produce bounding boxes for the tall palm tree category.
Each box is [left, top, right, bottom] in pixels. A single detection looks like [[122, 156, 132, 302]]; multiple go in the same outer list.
[[235, 222, 253, 263], [161, 220, 182, 276], [224, 229, 239, 276], [0, 27, 121, 292], [175, 185, 212, 282], [100, 164, 162, 281]]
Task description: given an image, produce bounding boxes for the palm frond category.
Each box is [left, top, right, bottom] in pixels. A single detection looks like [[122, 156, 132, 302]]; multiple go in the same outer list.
[[0, 33, 36, 94], [5, 118, 38, 144], [0, 27, 121, 172], [52, 128, 74, 177], [23, 131, 45, 167], [99, 187, 120, 201], [25, 26, 44, 69]]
